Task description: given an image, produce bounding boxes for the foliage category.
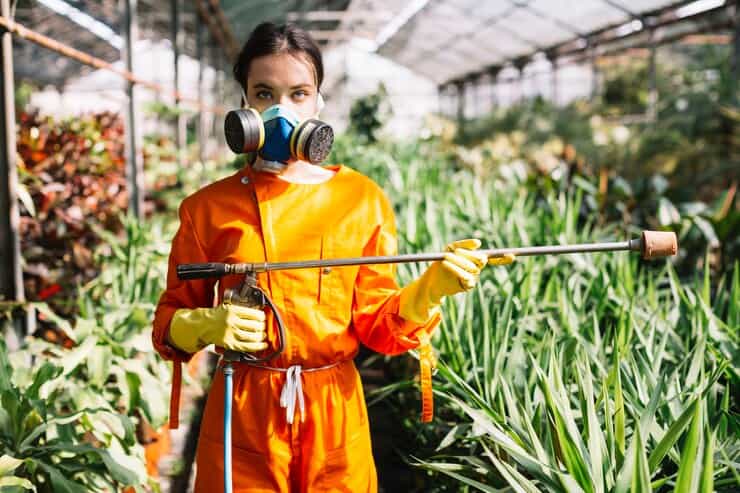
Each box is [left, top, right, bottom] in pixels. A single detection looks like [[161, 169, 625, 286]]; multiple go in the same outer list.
[[15, 111, 129, 322], [6, 107, 232, 488], [14, 81, 37, 114], [0, 339, 148, 492], [348, 83, 392, 143], [441, 45, 739, 277], [2, 214, 187, 491], [331, 134, 739, 492]]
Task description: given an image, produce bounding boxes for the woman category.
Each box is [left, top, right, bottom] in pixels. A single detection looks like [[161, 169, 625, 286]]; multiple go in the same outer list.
[[152, 22, 514, 492]]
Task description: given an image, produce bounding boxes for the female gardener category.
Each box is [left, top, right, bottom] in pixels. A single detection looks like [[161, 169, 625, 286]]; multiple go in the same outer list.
[[152, 22, 514, 492]]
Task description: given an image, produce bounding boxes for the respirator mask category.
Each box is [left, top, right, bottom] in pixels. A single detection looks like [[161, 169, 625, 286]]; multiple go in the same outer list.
[[224, 93, 333, 174]]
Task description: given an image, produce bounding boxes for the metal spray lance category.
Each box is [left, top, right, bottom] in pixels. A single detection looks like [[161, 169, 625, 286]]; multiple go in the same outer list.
[[176, 230, 678, 493]]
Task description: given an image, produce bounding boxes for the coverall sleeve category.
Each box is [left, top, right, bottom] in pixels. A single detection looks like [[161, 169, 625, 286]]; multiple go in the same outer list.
[[351, 194, 442, 355], [152, 199, 216, 362]]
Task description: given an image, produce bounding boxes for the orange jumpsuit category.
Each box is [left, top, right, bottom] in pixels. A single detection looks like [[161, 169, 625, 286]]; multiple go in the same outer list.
[[152, 163, 441, 492]]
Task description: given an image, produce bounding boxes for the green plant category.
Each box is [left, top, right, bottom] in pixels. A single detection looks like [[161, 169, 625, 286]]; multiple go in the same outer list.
[[331, 133, 738, 492], [0, 339, 148, 492], [349, 83, 392, 143]]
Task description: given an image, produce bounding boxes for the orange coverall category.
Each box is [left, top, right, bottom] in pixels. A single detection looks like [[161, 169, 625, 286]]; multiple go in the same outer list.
[[152, 163, 441, 492]]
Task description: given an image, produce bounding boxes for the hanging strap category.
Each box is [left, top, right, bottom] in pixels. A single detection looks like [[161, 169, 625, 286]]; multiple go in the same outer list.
[[417, 332, 436, 423], [169, 359, 183, 429]]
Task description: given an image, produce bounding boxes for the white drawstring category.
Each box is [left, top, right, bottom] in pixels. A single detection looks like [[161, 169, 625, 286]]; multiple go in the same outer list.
[[279, 365, 305, 424], [235, 358, 350, 425]]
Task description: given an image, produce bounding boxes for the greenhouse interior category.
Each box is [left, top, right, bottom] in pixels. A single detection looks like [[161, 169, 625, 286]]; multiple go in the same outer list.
[[1, 0, 738, 491]]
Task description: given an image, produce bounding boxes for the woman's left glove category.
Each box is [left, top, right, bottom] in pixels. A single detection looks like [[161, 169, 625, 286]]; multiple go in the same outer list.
[[398, 238, 515, 324]]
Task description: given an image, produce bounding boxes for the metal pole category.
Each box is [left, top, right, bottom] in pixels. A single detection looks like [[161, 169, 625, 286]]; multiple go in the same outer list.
[[176, 231, 678, 279], [210, 41, 218, 157], [171, 0, 186, 166], [473, 77, 481, 118], [733, 0, 739, 104], [121, 0, 143, 218], [647, 26, 658, 121], [590, 42, 599, 101], [216, 52, 224, 156], [0, 0, 32, 349], [488, 67, 500, 110], [548, 54, 559, 106], [513, 58, 528, 103], [197, 16, 206, 170], [455, 81, 464, 123]]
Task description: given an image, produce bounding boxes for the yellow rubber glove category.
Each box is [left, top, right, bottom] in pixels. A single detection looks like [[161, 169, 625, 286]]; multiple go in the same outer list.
[[167, 303, 269, 354], [398, 238, 515, 324]]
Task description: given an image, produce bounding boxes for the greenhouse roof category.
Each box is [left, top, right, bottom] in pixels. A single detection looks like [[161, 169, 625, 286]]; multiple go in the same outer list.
[[375, 0, 733, 85], [11, 0, 733, 88], [13, 0, 356, 87]]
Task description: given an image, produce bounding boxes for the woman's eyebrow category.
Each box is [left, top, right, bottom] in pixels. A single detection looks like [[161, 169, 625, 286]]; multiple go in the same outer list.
[[252, 82, 311, 90]]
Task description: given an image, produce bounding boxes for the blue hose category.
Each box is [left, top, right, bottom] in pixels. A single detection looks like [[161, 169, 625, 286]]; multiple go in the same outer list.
[[223, 362, 234, 493]]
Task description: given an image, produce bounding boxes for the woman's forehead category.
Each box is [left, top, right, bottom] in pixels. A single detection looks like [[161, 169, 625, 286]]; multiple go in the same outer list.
[[248, 52, 316, 88]]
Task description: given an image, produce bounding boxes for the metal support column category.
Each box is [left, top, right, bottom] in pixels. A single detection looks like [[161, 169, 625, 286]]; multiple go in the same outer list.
[[733, 0, 739, 104], [455, 81, 465, 123], [1, 0, 32, 349], [472, 76, 482, 118], [590, 43, 599, 101], [514, 58, 527, 103], [547, 53, 559, 106], [488, 67, 500, 111], [171, 0, 186, 166], [210, 41, 218, 155], [122, 0, 144, 218], [196, 17, 206, 170], [647, 26, 658, 121]]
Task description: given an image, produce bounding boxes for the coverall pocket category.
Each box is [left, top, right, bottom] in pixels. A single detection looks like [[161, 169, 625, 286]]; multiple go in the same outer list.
[[313, 429, 377, 492], [195, 433, 290, 493], [318, 234, 360, 323], [200, 367, 276, 454]]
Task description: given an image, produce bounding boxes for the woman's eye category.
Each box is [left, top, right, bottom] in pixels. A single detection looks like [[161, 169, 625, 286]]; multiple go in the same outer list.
[[293, 90, 308, 100], [256, 91, 272, 99]]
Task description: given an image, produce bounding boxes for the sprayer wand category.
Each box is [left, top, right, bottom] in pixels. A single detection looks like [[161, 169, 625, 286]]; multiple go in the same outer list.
[[178, 230, 678, 281], [176, 230, 677, 493]]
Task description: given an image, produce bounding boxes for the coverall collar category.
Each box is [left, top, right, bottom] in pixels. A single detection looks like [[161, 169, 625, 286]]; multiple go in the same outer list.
[[242, 163, 345, 188]]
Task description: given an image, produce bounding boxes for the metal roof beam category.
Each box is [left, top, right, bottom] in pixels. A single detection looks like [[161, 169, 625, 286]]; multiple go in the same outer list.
[[287, 10, 392, 22], [439, 0, 731, 85], [374, 0, 432, 51], [517, 1, 586, 37], [307, 29, 374, 41], [405, 3, 519, 66]]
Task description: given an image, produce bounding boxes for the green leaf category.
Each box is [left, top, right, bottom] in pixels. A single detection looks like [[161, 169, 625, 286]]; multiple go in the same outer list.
[[34, 460, 87, 493], [632, 425, 651, 493], [16, 183, 36, 218], [612, 354, 626, 462], [537, 362, 594, 493], [673, 400, 703, 493], [0, 475, 36, 491], [0, 341, 13, 393], [412, 456, 506, 493], [98, 449, 142, 486], [698, 428, 714, 493], [26, 362, 62, 401], [0, 455, 24, 476]]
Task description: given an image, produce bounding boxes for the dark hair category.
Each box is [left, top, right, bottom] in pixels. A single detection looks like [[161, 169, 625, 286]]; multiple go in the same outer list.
[[233, 22, 324, 94]]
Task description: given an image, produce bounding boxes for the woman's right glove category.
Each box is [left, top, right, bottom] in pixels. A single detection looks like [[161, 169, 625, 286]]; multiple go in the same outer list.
[[398, 238, 515, 324], [167, 303, 268, 354]]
